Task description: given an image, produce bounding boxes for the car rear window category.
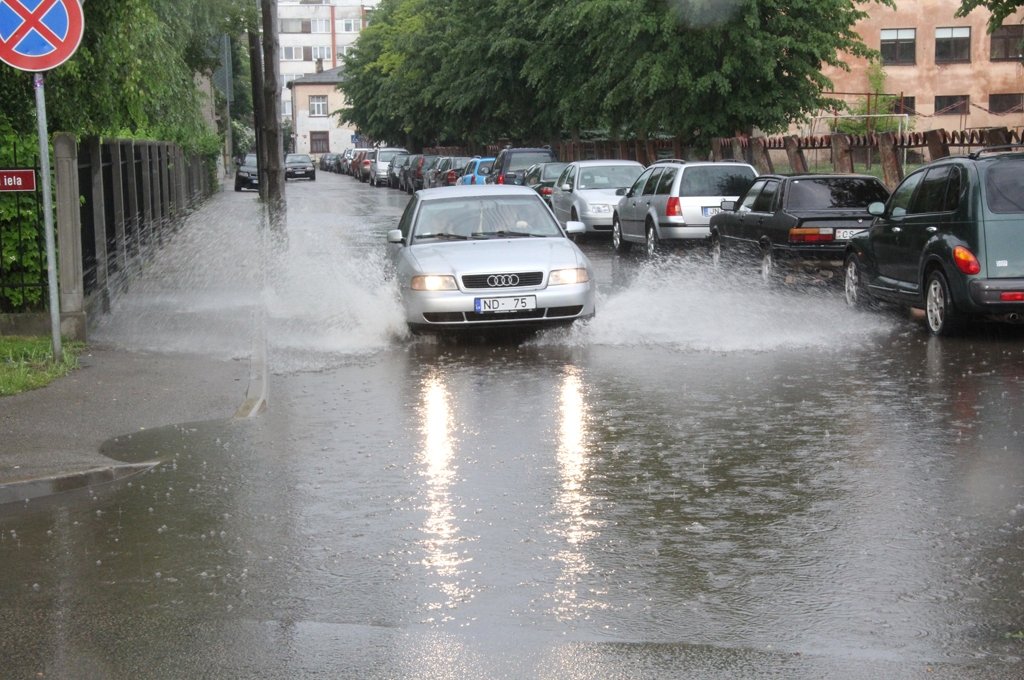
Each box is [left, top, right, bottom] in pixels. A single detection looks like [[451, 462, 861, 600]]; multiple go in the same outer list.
[[577, 165, 643, 190], [786, 177, 890, 210], [679, 166, 756, 197], [542, 163, 568, 180], [985, 160, 1024, 214], [378, 150, 400, 162], [509, 152, 556, 171]]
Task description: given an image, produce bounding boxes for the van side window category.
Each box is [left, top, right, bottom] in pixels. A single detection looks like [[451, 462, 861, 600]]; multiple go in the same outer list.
[[911, 166, 953, 214], [642, 168, 663, 196], [888, 170, 925, 218], [656, 168, 677, 195]]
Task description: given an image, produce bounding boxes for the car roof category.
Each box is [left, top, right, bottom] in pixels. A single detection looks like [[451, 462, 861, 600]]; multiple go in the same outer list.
[[417, 185, 539, 201], [571, 159, 643, 167]]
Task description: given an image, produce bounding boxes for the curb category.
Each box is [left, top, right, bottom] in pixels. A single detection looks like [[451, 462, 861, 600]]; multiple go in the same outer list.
[[0, 462, 158, 509]]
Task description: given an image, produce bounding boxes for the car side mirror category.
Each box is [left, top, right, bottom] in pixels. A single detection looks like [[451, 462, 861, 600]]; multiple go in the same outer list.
[[565, 220, 586, 235], [720, 200, 735, 211], [615, 187, 626, 196], [867, 201, 886, 217], [387, 229, 404, 244], [560, 183, 572, 191]]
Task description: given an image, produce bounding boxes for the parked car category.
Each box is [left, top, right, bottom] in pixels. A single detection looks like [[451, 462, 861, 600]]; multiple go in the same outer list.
[[357, 150, 375, 182], [388, 152, 410, 188], [613, 160, 758, 257], [369, 147, 409, 187], [318, 153, 341, 173], [400, 154, 423, 192], [409, 154, 439, 193], [709, 173, 890, 283], [456, 157, 495, 186], [234, 152, 259, 192], [424, 156, 454, 189], [285, 153, 316, 181], [523, 161, 568, 205], [440, 154, 471, 184], [345, 148, 369, 176], [386, 185, 595, 334], [486, 147, 559, 185], [844, 147, 1024, 335], [551, 160, 645, 233]]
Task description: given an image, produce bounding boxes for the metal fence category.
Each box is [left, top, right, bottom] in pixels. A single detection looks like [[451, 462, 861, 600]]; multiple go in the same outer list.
[[1, 134, 214, 339]]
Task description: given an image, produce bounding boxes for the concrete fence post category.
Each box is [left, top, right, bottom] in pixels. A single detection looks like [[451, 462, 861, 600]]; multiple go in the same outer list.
[[830, 134, 854, 173], [984, 127, 1010, 148], [750, 137, 774, 174], [109, 140, 128, 278], [784, 136, 807, 173], [926, 129, 949, 160], [53, 133, 86, 340], [877, 132, 904, 189]]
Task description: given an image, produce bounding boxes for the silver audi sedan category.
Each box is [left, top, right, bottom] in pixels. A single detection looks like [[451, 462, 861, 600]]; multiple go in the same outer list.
[[387, 185, 596, 334]]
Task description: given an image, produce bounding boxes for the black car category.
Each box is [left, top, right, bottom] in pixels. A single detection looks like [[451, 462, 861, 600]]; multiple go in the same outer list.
[[285, 153, 316, 181], [523, 161, 569, 205], [319, 153, 341, 172], [234, 152, 259, 192], [710, 173, 890, 283], [845, 147, 1024, 335], [486, 147, 558, 186]]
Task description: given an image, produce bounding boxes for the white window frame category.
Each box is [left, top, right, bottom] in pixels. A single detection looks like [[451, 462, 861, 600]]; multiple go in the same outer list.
[[282, 46, 303, 61], [341, 18, 359, 33], [311, 18, 330, 34], [312, 45, 331, 61], [309, 95, 329, 117]]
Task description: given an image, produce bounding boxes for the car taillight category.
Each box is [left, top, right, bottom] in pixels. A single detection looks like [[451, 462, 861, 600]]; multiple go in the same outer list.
[[447, 170, 457, 184], [362, 160, 370, 167], [666, 196, 682, 217], [1000, 291, 1024, 302], [788, 227, 834, 243], [471, 176, 476, 185], [953, 245, 981, 275], [497, 174, 505, 185], [541, 187, 553, 195]]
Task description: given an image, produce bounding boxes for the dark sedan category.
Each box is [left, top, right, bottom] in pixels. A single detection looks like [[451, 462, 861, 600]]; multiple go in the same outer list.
[[234, 152, 259, 192], [285, 153, 316, 181], [523, 161, 568, 205], [710, 173, 890, 283]]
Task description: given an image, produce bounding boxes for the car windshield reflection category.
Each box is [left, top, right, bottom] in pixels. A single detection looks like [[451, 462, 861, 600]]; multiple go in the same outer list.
[[413, 196, 562, 242]]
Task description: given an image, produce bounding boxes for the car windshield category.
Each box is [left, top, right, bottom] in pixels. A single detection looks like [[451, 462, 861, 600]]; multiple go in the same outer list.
[[243, 154, 257, 166], [786, 177, 890, 210], [413, 196, 563, 240], [984, 160, 1024, 214], [542, 163, 568, 179], [509, 152, 555, 171], [680, 166, 757, 196], [378, 150, 401, 162], [287, 154, 311, 163], [576, 165, 643, 190]]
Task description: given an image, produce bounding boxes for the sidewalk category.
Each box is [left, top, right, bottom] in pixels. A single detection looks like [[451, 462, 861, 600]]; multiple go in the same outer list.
[[0, 185, 267, 507]]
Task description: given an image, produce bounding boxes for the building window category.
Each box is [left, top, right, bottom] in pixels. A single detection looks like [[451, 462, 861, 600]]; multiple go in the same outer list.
[[309, 95, 328, 117], [282, 99, 292, 117], [990, 93, 1024, 114], [990, 25, 1024, 61], [282, 46, 303, 61], [935, 95, 969, 115], [341, 18, 360, 33], [280, 19, 304, 34], [894, 96, 916, 115], [880, 28, 916, 65], [337, 45, 351, 59], [935, 27, 971, 63], [310, 131, 330, 154], [311, 18, 330, 33], [312, 45, 331, 61]]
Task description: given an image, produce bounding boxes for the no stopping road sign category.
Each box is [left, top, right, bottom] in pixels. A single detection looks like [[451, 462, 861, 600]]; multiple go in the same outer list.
[[0, 0, 84, 72]]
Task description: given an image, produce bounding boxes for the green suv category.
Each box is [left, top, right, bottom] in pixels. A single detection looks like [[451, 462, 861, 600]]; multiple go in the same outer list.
[[844, 147, 1024, 335]]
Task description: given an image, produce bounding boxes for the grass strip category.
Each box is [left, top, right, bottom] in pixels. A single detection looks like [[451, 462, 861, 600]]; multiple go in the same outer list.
[[0, 336, 84, 396]]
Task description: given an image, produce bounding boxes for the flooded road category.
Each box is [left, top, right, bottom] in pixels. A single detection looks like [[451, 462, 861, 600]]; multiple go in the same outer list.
[[2, 173, 1022, 678]]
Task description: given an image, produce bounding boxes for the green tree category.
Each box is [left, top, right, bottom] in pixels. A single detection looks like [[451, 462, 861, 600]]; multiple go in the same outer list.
[[956, 0, 1024, 31]]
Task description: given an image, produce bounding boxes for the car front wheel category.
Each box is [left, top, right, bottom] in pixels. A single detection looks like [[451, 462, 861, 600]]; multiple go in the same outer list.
[[612, 216, 630, 253], [925, 270, 962, 336], [844, 254, 873, 308], [709, 233, 722, 268]]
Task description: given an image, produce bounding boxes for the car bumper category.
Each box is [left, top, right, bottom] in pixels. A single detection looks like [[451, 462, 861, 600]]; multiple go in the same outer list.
[[235, 175, 258, 189], [966, 278, 1024, 318], [579, 213, 614, 232], [403, 282, 596, 331], [286, 170, 315, 179], [659, 225, 711, 240]]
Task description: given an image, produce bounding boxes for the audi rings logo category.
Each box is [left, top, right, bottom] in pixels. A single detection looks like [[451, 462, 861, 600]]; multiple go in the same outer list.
[[487, 274, 520, 287]]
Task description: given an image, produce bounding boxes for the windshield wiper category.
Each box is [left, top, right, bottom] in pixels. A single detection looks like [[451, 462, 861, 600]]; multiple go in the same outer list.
[[487, 230, 536, 238], [416, 232, 469, 240]]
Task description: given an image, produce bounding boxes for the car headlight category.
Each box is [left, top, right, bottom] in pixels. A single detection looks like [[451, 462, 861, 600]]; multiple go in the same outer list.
[[548, 268, 590, 285], [411, 275, 458, 291], [587, 204, 611, 214]]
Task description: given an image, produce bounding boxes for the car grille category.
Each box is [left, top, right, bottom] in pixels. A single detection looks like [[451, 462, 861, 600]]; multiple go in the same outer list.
[[461, 272, 544, 289], [423, 306, 584, 324]]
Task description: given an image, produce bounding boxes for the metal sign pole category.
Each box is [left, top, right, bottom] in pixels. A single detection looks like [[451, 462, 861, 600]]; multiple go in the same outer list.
[[33, 72, 62, 363]]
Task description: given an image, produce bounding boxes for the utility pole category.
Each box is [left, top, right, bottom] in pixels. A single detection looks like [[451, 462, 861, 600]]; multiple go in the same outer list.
[[260, 0, 285, 218], [248, 28, 265, 199]]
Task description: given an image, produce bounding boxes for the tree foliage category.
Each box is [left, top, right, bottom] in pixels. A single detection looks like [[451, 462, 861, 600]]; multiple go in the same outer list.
[[341, 0, 892, 149], [956, 0, 1024, 31]]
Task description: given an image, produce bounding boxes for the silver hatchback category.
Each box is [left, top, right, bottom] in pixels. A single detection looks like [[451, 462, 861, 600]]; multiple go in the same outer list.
[[550, 159, 644, 233], [613, 160, 758, 256], [386, 186, 596, 334]]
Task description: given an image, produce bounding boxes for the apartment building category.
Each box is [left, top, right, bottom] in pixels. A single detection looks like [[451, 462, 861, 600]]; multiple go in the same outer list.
[[278, 0, 378, 154], [820, 0, 1024, 133]]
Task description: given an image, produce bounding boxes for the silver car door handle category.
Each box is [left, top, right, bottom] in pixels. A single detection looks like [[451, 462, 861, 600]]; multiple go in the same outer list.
[[891, 226, 902, 233], [926, 226, 938, 233]]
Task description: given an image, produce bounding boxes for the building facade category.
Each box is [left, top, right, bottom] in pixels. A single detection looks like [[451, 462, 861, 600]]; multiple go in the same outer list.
[[819, 0, 1024, 134], [277, 0, 377, 154], [288, 66, 354, 156]]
